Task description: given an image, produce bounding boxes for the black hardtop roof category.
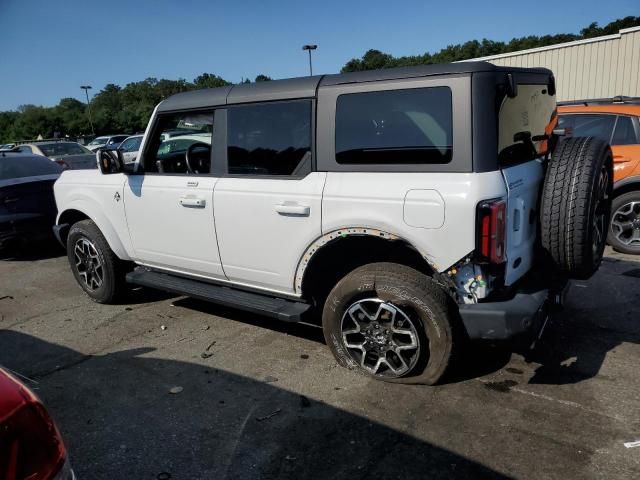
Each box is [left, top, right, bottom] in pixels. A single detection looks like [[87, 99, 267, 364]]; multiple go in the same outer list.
[[157, 61, 552, 112]]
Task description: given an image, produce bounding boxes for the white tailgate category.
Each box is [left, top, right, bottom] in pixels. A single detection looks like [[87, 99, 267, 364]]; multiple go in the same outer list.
[[501, 160, 544, 285]]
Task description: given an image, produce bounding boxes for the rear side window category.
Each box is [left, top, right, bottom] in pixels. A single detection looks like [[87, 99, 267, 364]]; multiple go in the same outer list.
[[611, 116, 638, 145], [227, 100, 312, 176], [335, 87, 453, 164], [557, 114, 616, 143], [0, 156, 62, 180]]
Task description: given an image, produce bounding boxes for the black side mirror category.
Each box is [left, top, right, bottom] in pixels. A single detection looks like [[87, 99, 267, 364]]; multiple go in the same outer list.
[[97, 149, 124, 174]]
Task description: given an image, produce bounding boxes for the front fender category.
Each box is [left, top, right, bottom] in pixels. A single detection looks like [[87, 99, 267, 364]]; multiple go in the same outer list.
[[57, 201, 131, 260]]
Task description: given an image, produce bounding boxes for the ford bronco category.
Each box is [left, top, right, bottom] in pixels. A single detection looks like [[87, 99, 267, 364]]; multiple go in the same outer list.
[[53, 62, 612, 384]]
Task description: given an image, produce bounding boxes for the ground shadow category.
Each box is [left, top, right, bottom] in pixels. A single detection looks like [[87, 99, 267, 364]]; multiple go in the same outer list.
[[0, 237, 64, 261], [524, 256, 640, 385], [0, 330, 509, 480]]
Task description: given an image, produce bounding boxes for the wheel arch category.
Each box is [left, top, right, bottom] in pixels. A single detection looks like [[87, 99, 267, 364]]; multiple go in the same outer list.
[[57, 204, 131, 260], [613, 175, 640, 198], [296, 227, 437, 304]]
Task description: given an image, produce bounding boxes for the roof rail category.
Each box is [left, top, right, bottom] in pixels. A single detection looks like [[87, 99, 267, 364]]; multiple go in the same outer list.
[[558, 96, 640, 106]]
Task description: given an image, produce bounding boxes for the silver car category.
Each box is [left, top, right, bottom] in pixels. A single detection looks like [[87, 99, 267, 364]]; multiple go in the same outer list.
[[15, 141, 96, 170], [86, 135, 129, 152]]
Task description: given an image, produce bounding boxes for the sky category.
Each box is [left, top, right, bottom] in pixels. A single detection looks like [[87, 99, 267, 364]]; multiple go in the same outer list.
[[0, 0, 638, 111]]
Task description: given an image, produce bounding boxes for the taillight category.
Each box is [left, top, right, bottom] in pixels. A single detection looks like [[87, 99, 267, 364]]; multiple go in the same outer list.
[[477, 199, 507, 264], [0, 388, 67, 480], [54, 160, 69, 170]]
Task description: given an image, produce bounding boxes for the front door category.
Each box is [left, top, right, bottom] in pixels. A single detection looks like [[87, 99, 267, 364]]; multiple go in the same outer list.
[[124, 109, 225, 279], [213, 100, 324, 294]]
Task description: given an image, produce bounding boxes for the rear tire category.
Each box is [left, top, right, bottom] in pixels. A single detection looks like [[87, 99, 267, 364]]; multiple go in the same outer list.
[[322, 263, 460, 385], [540, 136, 613, 279], [607, 190, 640, 255], [67, 219, 127, 303]]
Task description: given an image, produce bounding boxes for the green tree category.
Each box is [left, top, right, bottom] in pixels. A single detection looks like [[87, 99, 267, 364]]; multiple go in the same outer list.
[[255, 74, 272, 82]]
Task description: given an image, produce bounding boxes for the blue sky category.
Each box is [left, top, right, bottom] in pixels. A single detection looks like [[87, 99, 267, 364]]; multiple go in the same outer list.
[[0, 0, 637, 110]]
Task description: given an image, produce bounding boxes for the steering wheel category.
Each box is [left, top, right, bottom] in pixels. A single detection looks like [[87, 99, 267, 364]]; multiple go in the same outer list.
[[185, 142, 211, 174]]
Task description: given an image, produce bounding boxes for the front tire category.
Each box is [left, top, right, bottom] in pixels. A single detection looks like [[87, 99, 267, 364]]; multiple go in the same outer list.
[[322, 263, 459, 385], [67, 219, 127, 303], [607, 190, 640, 255]]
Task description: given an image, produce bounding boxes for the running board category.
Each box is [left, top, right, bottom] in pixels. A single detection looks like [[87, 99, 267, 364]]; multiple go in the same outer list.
[[126, 269, 310, 322]]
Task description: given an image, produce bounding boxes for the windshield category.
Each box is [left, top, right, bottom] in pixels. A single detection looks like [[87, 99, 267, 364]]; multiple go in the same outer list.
[[38, 143, 92, 157], [0, 155, 62, 180], [88, 137, 109, 146]]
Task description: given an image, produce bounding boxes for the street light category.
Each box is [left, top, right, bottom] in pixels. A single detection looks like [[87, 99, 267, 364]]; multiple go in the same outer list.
[[302, 44, 317, 76], [80, 85, 95, 136]]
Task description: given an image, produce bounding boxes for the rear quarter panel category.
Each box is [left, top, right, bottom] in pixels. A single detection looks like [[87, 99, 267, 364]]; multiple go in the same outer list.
[[322, 171, 507, 271]]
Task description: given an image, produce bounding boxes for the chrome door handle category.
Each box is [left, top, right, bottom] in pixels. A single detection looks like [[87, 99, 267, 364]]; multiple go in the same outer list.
[[275, 202, 310, 216], [179, 196, 206, 208]]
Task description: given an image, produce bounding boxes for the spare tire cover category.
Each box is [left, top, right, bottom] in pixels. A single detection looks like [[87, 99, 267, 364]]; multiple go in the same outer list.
[[540, 136, 612, 279]]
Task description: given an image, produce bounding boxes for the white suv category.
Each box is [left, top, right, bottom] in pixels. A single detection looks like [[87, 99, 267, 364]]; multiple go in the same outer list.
[[53, 62, 613, 384]]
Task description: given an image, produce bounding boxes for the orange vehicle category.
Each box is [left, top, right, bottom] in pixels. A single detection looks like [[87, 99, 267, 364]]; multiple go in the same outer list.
[[558, 97, 640, 254]]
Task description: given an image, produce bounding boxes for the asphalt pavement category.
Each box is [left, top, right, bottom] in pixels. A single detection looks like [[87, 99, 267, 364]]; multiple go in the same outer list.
[[1, 246, 639, 479]]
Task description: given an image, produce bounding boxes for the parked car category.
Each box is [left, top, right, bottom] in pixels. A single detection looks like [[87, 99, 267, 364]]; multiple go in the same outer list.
[[104, 134, 143, 164], [558, 97, 640, 254], [0, 143, 16, 151], [0, 367, 74, 479], [86, 135, 129, 152], [53, 62, 611, 385], [1, 152, 62, 250], [14, 141, 96, 170]]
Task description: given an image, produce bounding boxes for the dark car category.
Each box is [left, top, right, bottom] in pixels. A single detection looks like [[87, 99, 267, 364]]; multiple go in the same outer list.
[[0, 367, 74, 479], [0, 153, 62, 250], [15, 142, 96, 170]]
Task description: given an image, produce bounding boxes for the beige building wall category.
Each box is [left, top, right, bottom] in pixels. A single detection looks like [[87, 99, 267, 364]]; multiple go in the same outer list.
[[464, 27, 640, 101]]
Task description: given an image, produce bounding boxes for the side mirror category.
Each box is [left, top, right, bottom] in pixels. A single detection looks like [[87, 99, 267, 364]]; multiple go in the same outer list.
[[97, 149, 124, 174]]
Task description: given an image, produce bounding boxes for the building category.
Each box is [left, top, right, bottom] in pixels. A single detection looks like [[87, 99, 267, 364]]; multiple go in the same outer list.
[[464, 26, 640, 101]]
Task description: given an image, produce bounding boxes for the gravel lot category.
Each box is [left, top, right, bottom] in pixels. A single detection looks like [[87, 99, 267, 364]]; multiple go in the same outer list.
[[1, 246, 639, 479]]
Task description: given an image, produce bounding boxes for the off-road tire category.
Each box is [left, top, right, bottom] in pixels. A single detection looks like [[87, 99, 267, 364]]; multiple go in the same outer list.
[[322, 263, 460, 385], [607, 190, 640, 255], [67, 219, 127, 303], [540, 136, 613, 279]]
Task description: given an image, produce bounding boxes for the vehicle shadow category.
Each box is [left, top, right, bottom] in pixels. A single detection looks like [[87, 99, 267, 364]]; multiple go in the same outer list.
[[524, 256, 640, 385], [0, 238, 65, 261], [0, 330, 509, 480]]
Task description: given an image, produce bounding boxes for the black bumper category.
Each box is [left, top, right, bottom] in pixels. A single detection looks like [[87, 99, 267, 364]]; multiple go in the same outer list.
[[0, 214, 54, 248], [459, 280, 569, 342], [52, 223, 69, 247]]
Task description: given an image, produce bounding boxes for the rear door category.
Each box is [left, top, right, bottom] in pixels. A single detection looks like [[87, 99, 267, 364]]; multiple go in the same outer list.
[[498, 84, 556, 285], [213, 100, 324, 295]]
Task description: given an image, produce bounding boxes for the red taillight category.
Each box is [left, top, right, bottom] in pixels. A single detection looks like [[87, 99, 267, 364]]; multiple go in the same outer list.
[[54, 160, 69, 170], [0, 390, 66, 480], [477, 199, 506, 264]]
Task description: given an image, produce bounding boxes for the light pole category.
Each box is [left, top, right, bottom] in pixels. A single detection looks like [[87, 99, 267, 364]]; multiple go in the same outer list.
[[80, 85, 95, 136], [302, 44, 317, 76]]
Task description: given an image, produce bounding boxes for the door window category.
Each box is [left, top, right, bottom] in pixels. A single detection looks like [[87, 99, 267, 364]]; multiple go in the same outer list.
[[557, 114, 616, 143], [335, 87, 453, 164], [226, 100, 312, 176], [144, 112, 214, 174], [120, 137, 141, 152], [612, 116, 638, 145]]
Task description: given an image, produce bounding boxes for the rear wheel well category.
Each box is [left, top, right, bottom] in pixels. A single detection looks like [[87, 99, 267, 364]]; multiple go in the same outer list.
[[300, 235, 435, 318], [58, 209, 90, 244]]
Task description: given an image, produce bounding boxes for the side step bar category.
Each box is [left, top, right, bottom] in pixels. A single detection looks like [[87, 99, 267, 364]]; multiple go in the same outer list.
[[126, 269, 310, 322]]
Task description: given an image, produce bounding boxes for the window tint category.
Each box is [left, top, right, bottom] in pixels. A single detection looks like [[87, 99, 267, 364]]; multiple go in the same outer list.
[[17, 146, 32, 153], [557, 114, 616, 142], [0, 155, 62, 180], [227, 100, 312, 176], [612, 116, 638, 145], [335, 87, 452, 165], [144, 112, 213, 174]]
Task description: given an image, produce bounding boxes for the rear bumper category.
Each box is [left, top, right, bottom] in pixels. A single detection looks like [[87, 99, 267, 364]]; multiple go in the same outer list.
[[459, 279, 569, 342]]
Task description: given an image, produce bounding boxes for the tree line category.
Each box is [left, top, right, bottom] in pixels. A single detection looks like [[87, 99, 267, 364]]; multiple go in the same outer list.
[[1, 16, 638, 143]]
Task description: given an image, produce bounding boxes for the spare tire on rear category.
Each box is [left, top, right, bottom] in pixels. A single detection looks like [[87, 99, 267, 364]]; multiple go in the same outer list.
[[540, 136, 612, 279]]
